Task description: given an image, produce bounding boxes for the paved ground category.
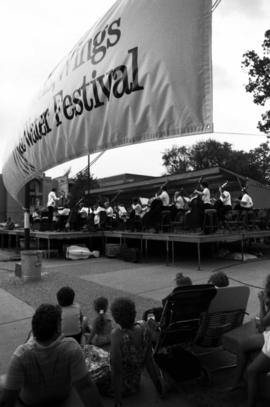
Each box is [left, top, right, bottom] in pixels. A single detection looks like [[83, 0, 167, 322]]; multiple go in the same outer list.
[[0, 249, 270, 406]]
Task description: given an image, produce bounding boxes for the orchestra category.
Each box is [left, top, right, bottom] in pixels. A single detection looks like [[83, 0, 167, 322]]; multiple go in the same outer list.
[[30, 179, 257, 234]]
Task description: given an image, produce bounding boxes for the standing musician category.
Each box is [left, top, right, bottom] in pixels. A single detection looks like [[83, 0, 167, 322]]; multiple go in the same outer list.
[[194, 180, 212, 210], [156, 185, 170, 208], [47, 188, 62, 228], [214, 182, 232, 223]]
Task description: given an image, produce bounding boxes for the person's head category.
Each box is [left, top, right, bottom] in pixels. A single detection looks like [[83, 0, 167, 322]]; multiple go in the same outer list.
[[208, 271, 229, 287], [104, 201, 110, 208], [162, 185, 167, 192], [93, 297, 109, 334], [32, 304, 61, 343], [175, 272, 193, 287], [51, 188, 56, 192], [111, 297, 136, 329], [133, 197, 139, 204], [94, 296, 108, 314], [264, 275, 270, 300], [56, 286, 75, 307], [201, 181, 208, 188]]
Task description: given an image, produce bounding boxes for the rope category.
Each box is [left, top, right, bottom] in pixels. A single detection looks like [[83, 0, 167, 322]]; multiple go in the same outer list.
[[212, 0, 222, 12]]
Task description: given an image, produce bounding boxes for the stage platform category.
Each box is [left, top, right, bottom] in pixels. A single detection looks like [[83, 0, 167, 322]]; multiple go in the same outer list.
[[1, 228, 270, 269]]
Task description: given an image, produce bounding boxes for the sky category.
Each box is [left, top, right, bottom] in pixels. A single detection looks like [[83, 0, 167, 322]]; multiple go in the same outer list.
[[0, 0, 269, 180]]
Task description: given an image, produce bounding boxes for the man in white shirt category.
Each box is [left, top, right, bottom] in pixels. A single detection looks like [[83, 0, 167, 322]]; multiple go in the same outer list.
[[240, 188, 253, 210], [215, 184, 232, 222], [157, 185, 170, 207], [194, 181, 212, 209], [47, 188, 62, 228]]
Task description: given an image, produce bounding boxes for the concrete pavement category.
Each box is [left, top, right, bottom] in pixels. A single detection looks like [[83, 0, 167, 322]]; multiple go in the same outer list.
[[0, 251, 269, 406]]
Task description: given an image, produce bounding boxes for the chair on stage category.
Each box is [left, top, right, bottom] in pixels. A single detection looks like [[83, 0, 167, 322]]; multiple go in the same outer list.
[[202, 208, 218, 234], [224, 209, 241, 231], [171, 210, 186, 233], [159, 210, 172, 233], [153, 284, 217, 382], [98, 211, 107, 230]]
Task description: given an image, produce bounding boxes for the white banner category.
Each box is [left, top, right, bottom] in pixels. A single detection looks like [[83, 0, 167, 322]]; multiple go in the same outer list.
[[2, 0, 213, 201]]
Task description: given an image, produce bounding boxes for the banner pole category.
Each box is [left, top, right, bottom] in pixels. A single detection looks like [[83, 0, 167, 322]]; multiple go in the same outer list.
[[24, 182, 30, 250], [88, 154, 91, 216]]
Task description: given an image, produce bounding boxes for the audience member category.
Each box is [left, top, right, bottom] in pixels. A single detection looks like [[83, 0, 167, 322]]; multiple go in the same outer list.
[[230, 275, 270, 407], [208, 271, 229, 287], [175, 272, 193, 287], [0, 304, 102, 407], [57, 286, 89, 344], [110, 298, 165, 405], [88, 297, 113, 348]]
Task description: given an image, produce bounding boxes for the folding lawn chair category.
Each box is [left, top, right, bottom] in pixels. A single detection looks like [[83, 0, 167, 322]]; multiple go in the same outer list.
[[195, 285, 250, 348], [193, 285, 250, 376], [153, 284, 217, 382]]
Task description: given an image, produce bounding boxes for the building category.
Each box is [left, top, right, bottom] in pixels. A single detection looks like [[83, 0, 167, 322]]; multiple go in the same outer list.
[[89, 167, 270, 209]]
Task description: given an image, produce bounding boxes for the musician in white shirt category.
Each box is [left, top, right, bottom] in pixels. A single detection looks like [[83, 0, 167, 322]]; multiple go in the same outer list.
[[215, 183, 232, 222], [240, 188, 253, 210], [194, 181, 211, 209], [47, 188, 62, 227], [157, 185, 170, 207]]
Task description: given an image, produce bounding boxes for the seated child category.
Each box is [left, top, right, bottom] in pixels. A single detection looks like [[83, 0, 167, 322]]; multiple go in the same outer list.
[[56, 286, 89, 344], [88, 297, 113, 347]]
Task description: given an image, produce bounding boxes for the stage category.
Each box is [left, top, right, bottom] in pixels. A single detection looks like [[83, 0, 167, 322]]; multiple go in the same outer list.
[[1, 228, 270, 269]]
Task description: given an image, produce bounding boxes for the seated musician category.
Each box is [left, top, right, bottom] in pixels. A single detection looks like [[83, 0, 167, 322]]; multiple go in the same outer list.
[[93, 202, 106, 227], [172, 188, 190, 219], [118, 203, 128, 222], [194, 181, 212, 210], [127, 198, 143, 231], [238, 187, 253, 211], [214, 183, 232, 223], [104, 201, 114, 218]]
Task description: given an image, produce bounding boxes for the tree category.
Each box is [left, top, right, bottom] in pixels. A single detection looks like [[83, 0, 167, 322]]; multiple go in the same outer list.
[[189, 140, 233, 170], [69, 169, 98, 208], [249, 141, 270, 184], [242, 30, 270, 134], [161, 139, 270, 184], [161, 145, 192, 174]]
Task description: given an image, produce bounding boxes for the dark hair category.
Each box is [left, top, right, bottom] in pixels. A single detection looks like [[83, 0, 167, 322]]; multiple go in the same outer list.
[[32, 304, 61, 342], [111, 297, 136, 329], [175, 272, 192, 287], [202, 181, 208, 188], [93, 297, 108, 334], [208, 271, 229, 287], [56, 286, 75, 307], [162, 186, 167, 192], [264, 275, 270, 298]]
